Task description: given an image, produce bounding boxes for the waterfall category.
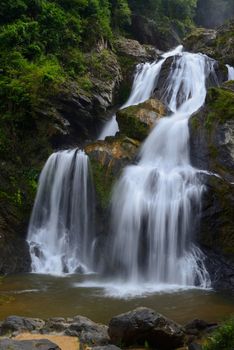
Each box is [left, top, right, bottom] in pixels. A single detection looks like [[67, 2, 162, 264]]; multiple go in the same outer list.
[[226, 64, 234, 80], [98, 46, 183, 140], [107, 50, 217, 288], [27, 149, 95, 275]]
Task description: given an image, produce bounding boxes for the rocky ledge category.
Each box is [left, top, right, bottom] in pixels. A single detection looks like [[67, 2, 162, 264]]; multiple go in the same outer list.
[[0, 308, 218, 350]]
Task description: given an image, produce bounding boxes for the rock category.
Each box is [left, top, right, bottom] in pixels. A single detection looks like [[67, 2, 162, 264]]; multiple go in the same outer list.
[[64, 315, 109, 346], [0, 338, 60, 350], [184, 20, 234, 66], [85, 136, 140, 209], [114, 37, 157, 62], [130, 14, 181, 51], [108, 307, 185, 349], [185, 319, 213, 332], [0, 316, 45, 336], [90, 346, 121, 350], [116, 98, 166, 140]]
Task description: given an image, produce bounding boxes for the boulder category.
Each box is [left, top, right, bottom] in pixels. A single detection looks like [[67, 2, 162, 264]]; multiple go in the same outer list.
[[116, 98, 166, 140], [64, 315, 109, 346], [108, 307, 185, 349], [0, 338, 60, 350], [0, 316, 45, 336]]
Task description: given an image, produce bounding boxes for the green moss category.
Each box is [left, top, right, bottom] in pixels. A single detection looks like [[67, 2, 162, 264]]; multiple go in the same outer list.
[[206, 87, 234, 127], [117, 105, 149, 140], [90, 159, 115, 209]]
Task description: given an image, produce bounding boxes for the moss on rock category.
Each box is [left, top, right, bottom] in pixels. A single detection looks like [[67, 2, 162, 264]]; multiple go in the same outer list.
[[85, 136, 139, 209], [117, 98, 166, 140]]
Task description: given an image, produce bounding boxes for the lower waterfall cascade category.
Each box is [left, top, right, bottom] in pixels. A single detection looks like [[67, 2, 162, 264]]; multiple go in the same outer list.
[[27, 46, 224, 293], [106, 49, 219, 288], [27, 149, 95, 275]]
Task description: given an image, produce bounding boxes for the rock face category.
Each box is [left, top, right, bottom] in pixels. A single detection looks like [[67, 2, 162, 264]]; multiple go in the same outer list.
[[189, 84, 234, 290], [0, 338, 61, 350], [116, 99, 166, 141], [130, 14, 181, 51], [184, 20, 234, 66], [108, 307, 185, 349]]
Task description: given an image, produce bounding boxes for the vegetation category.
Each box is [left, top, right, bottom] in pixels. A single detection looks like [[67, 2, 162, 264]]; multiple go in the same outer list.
[[203, 318, 234, 350]]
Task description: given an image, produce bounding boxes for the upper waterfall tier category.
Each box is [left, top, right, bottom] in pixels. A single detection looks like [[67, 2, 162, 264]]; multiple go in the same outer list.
[[27, 149, 95, 275], [98, 46, 183, 140]]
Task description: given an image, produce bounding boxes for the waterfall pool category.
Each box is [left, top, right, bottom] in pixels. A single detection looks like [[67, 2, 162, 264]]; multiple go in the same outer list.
[[0, 273, 233, 324]]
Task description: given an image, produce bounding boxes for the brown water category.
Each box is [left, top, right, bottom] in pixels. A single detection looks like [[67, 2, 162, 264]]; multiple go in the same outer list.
[[0, 274, 233, 325]]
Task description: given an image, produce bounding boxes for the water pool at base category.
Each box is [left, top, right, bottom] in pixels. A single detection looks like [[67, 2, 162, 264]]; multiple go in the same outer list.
[[0, 274, 233, 324]]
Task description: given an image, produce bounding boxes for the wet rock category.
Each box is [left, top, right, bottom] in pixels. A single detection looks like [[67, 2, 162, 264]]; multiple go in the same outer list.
[[64, 316, 109, 346], [0, 316, 45, 336], [85, 136, 140, 210], [116, 98, 166, 140], [108, 307, 185, 349], [0, 338, 60, 350], [184, 28, 217, 57]]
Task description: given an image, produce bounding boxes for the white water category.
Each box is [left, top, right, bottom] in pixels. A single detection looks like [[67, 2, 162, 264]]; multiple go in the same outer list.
[[27, 149, 95, 275], [98, 46, 183, 140], [107, 50, 217, 290], [226, 64, 234, 80]]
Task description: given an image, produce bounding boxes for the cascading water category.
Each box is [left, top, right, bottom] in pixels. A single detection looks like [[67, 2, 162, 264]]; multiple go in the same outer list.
[[226, 64, 234, 80], [27, 149, 95, 275], [107, 50, 217, 288], [98, 46, 183, 140]]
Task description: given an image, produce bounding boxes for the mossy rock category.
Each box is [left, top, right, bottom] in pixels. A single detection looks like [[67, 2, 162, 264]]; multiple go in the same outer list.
[[116, 98, 166, 141], [85, 136, 140, 209]]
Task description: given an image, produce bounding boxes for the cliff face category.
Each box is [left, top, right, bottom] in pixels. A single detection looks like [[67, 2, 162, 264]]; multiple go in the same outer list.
[[189, 83, 234, 291]]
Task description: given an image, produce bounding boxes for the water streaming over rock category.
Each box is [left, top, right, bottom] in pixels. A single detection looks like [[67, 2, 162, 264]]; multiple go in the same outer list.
[[226, 64, 234, 80], [98, 46, 183, 140], [107, 50, 217, 288], [27, 149, 95, 275]]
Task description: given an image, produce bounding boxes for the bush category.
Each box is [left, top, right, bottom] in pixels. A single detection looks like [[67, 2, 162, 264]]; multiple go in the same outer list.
[[203, 318, 234, 350]]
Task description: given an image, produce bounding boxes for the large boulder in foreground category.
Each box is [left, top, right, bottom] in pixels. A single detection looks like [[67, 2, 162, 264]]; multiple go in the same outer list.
[[108, 307, 185, 349], [116, 98, 166, 141]]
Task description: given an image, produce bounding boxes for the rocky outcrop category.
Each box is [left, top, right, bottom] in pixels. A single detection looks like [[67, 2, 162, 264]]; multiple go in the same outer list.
[[108, 307, 185, 349], [130, 14, 181, 51], [116, 99, 166, 141], [189, 84, 234, 290], [184, 20, 234, 66]]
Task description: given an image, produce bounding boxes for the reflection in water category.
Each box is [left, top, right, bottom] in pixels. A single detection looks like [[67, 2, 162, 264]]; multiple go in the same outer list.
[[0, 274, 233, 324]]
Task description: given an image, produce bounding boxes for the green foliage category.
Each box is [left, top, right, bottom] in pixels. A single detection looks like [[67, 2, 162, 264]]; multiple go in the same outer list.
[[203, 318, 234, 350]]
